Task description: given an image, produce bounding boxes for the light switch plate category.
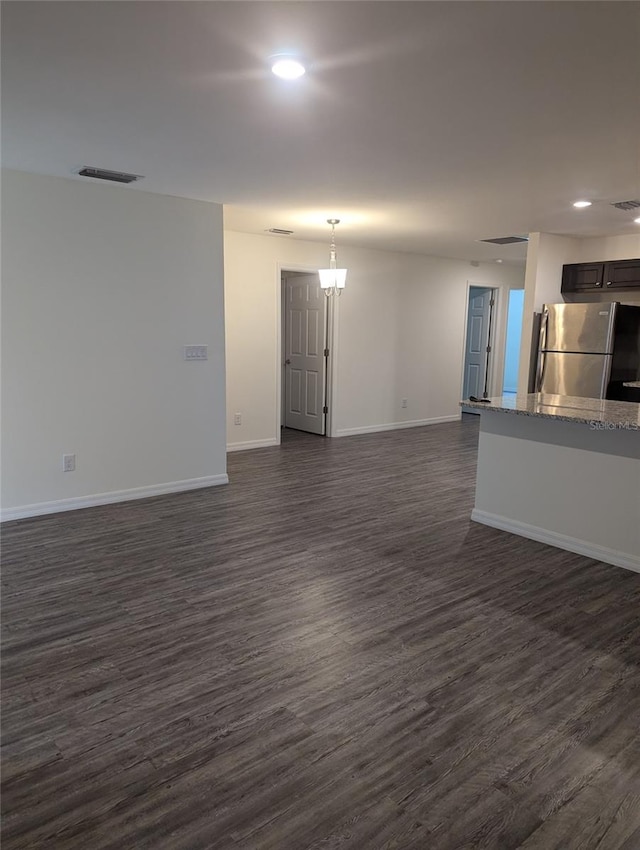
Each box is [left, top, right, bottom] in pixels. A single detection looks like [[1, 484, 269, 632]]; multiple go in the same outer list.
[[184, 345, 208, 361]]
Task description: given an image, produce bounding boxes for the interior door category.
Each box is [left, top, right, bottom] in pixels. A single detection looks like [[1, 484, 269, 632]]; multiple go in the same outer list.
[[463, 287, 494, 400], [284, 274, 327, 434]]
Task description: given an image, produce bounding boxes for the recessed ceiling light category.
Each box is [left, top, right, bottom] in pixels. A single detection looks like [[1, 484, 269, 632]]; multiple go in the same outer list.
[[271, 57, 306, 80], [634, 217, 640, 224], [572, 200, 592, 208], [495, 259, 504, 264]]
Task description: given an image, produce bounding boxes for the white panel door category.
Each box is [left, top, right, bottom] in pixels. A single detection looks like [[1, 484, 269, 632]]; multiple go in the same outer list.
[[463, 287, 493, 400], [284, 275, 327, 434]]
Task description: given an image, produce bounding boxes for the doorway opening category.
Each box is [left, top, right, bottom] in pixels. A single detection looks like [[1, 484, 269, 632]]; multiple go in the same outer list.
[[503, 289, 524, 396], [461, 285, 497, 409], [281, 271, 329, 436]]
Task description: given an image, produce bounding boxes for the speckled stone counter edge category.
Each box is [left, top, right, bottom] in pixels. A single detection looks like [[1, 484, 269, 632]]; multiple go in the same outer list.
[[461, 393, 640, 428]]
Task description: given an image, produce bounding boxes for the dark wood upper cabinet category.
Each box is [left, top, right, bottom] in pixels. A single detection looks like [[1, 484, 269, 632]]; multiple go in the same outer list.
[[561, 262, 604, 291], [603, 258, 640, 290], [561, 258, 640, 293]]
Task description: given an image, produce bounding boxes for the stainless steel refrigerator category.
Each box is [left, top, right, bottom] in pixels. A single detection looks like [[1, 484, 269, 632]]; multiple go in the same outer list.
[[536, 302, 640, 400]]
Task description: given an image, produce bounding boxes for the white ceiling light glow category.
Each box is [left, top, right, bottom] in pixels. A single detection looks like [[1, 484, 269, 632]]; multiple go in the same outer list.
[[572, 200, 592, 208], [271, 56, 305, 80], [635, 217, 640, 224]]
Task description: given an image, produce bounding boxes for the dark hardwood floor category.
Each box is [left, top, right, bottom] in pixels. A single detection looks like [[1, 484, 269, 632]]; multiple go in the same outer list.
[[2, 418, 640, 849]]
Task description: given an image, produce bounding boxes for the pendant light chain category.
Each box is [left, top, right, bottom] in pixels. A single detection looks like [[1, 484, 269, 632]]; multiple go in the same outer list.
[[330, 222, 337, 270]]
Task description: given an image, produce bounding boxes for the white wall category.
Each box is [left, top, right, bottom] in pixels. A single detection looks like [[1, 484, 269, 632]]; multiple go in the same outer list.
[[517, 232, 580, 392], [224, 229, 524, 447], [576, 234, 640, 262], [1, 170, 227, 519]]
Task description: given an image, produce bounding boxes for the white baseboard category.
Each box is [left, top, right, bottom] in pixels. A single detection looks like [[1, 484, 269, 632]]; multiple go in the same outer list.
[[226, 438, 279, 452], [471, 509, 640, 574], [1, 474, 229, 522], [336, 415, 460, 438]]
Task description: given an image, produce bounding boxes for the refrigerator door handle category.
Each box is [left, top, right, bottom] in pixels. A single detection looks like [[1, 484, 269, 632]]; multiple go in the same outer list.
[[540, 307, 549, 350], [600, 354, 612, 398], [536, 350, 547, 392], [604, 304, 616, 355], [535, 309, 549, 392]]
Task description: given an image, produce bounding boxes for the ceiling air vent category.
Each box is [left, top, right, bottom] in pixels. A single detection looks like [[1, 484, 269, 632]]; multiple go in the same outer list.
[[267, 228, 294, 235], [78, 167, 143, 184], [610, 199, 640, 211], [480, 235, 529, 245]]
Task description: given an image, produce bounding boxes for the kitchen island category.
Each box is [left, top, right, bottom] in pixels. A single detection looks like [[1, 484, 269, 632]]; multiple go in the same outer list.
[[463, 394, 640, 572]]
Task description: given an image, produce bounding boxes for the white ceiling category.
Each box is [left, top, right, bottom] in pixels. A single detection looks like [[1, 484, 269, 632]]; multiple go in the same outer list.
[[3, 1, 640, 263]]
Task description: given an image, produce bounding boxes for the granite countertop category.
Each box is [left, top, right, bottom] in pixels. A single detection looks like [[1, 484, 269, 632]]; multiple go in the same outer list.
[[461, 393, 640, 428]]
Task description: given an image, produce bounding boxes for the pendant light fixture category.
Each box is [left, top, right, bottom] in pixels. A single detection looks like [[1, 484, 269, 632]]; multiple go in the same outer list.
[[318, 219, 347, 295]]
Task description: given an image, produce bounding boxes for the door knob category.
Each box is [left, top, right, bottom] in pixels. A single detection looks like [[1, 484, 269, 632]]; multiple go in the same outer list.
[[285, 358, 291, 365]]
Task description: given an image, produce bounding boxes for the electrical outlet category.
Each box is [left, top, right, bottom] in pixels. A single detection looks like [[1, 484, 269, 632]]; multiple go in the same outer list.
[[234, 413, 242, 425], [401, 398, 408, 408], [62, 453, 76, 472]]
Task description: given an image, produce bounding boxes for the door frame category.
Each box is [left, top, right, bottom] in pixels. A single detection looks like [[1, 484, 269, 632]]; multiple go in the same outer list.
[[459, 281, 507, 406], [277, 263, 340, 439]]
